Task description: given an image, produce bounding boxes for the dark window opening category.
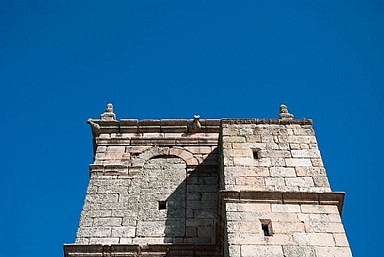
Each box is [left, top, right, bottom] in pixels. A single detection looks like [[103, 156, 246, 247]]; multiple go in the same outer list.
[[260, 219, 273, 236], [158, 200, 167, 210], [262, 224, 270, 236], [252, 149, 260, 159]]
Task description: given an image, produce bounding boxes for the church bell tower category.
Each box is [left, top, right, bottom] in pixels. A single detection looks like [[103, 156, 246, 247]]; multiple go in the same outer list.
[[63, 104, 352, 257]]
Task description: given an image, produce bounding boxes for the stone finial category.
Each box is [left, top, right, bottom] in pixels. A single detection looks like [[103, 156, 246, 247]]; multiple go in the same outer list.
[[100, 103, 116, 121], [190, 115, 202, 133], [279, 104, 294, 120]]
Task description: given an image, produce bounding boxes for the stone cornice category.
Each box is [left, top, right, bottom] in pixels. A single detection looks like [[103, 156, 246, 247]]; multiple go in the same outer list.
[[87, 118, 313, 154], [218, 191, 345, 214], [221, 118, 312, 125], [88, 119, 221, 136], [87, 118, 313, 137], [63, 244, 222, 257]]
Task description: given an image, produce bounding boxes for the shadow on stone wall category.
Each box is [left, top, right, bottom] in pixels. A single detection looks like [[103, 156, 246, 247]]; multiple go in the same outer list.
[[163, 149, 220, 244]]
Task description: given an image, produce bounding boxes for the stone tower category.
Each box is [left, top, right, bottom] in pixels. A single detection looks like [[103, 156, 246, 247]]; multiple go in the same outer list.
[[64, 104, 352, 257]]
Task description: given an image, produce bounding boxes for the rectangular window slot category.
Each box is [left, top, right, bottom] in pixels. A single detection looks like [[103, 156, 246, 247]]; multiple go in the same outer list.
[[262, 224, 270, 236], [158, 200, 167, 210], [260, 219, 273, 236], [252, 149, 260, 159]]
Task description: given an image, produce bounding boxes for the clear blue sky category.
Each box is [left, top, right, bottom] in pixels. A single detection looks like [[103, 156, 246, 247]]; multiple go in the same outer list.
[[0, 1, 383, 256]]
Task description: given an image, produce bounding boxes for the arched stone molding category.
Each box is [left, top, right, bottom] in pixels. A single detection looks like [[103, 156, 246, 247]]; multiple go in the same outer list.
[[130, 146, 199, 169]]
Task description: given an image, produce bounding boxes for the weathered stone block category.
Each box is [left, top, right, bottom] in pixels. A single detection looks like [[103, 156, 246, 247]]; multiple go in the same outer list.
[[227, 232, 262, 245], [76, 227, 111, 238], [311, 158, 324, 167], [85, 194, 119, 204], [186, 218, 214, 227], [111, 226, 136, 237], [261, 135, 275, 143], [270, 157, 286, 167], [304, 222, 345, 233], [287, 136, 316, 144], [291, 149, 320, 158], [285, 177, 314, 187], [222, 127, 240, 136], [265, 177, 285, 186], [295, 167, 326, 177], [292, 233, 335, 246], [82, 210, 112, 218], [313, 176, 330, 187], [270, 167, 296, 177], [233, 157, 256, 166], [289, 143, 301, 150], [271, 204, 301, 213], [197, 226, 214, 237], [223, 136, 246, 143], [193, 209, 216, 218], [293, 127, 314, 136], [241, 245, 284, 257], [93, 217, 122, 227], [227, 221, 261, 234], [225, 167, 270, 177], [245, 134, 262, 142], [282, 246, 316, 257], [273, 222, 305, 233], [259, 150, 291, 158], [333, 233, 350, 247], [315, 246, 352, 257], [232, 142, 267, 150], [301, 205, 339, 214], [78, 216, 93, 227], [285, 158, 313, 167], [96, 146, 107, 153], [235, 177, 264, 186], [237, 203, 271, 212], [226, 211, 299, 223], [136, 221, 166, 236], [228, 244, 240, 257]]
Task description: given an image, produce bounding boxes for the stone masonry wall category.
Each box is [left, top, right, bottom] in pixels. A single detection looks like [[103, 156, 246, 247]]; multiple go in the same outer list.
[[76, 130, 220, 245], [224, 202, 352, 257], [65, 105, 352, 257], [219, 118, 352, 257], [220, 121, 331, 193]]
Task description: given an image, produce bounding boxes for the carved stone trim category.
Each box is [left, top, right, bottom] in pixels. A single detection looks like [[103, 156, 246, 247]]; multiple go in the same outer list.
[[133, 146, 200, 168], [218, 190, 345, 214]]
